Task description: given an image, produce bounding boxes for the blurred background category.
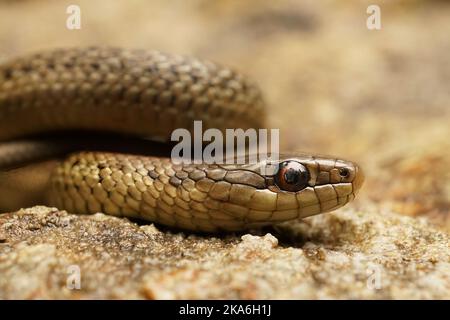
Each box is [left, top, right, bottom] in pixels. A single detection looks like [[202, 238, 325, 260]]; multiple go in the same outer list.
[[1, 0, 449, 230]]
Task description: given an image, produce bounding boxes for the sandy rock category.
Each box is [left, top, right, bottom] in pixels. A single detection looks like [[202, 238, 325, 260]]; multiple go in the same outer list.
[[0, 205, 448, 299]]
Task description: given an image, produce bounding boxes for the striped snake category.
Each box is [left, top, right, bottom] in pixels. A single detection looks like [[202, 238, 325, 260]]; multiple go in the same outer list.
[[0, 47, 364, 232]]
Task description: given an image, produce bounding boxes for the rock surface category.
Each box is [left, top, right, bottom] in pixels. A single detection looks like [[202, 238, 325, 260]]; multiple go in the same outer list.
[[0, 206, 448, 299], [0, 0, 449, 299]]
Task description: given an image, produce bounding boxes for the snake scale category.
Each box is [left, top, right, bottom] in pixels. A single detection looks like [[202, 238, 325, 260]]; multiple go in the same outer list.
[[0, 47, 364, 232]]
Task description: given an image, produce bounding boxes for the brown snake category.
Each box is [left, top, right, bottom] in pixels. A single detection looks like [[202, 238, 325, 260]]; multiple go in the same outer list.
[[0, 47, 364, 232]]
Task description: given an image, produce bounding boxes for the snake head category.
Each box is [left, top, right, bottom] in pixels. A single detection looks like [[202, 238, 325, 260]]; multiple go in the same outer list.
[[216, 154, 364, 229]]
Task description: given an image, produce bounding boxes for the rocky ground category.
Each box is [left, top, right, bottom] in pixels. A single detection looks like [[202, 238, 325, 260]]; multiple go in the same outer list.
[[0, 206, 448, 299], [0, 0, 449, 299]]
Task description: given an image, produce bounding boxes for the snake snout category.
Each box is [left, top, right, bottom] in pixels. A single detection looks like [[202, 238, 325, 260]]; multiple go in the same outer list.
[[351, 163, 365, 195], [333, 159, 364, 192]]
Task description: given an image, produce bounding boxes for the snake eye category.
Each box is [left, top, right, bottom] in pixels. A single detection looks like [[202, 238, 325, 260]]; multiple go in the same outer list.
[[274, 161, 309, 192], [339, 167, 350, 178]]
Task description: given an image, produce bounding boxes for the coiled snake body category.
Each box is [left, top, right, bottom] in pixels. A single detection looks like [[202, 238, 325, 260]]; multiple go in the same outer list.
[[0, 47, 364, 232]]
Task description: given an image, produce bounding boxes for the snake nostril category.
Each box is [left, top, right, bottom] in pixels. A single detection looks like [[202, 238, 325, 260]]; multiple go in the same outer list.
[[339, 167, 350, 178]]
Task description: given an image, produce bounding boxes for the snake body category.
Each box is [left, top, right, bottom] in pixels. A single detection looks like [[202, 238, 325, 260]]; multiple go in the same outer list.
[[0, 47, 364, 232]]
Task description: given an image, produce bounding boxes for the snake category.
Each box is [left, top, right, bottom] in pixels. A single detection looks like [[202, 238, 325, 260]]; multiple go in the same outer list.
[[0, 47, 364, 232]]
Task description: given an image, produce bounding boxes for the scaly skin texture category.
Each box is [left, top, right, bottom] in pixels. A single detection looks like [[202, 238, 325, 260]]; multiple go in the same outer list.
[[0, 47, 364, 232], [0, 47, 264, 141]]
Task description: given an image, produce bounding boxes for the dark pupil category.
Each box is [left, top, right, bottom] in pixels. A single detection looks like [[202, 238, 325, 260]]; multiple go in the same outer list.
[[284, 168, 300, 184], [274, 161, 310, 192]]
